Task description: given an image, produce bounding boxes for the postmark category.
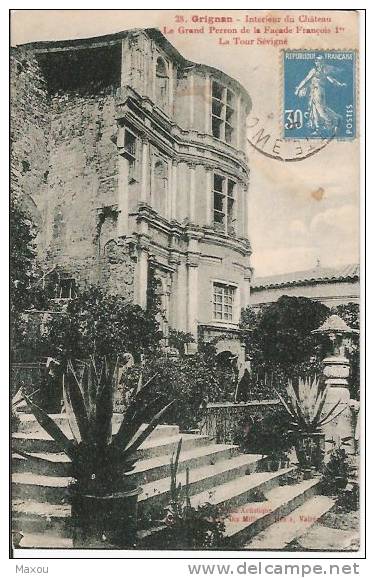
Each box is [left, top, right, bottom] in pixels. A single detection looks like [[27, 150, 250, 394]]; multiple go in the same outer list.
[[282, 50, 356, 140]]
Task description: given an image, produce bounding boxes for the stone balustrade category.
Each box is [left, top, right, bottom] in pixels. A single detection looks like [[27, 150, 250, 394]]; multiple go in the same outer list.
[[202, 399, 280, 445]]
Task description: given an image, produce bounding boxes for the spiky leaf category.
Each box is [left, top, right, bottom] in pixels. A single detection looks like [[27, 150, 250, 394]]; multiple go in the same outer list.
[[65, 361, 92, 444], [22, 391, 76, 460], [112, 373, 158, 446], [62, 374, 82, 444], [122, 401, 175, 460], [112, 395, 164, 451], [13, 448, 63, 466]]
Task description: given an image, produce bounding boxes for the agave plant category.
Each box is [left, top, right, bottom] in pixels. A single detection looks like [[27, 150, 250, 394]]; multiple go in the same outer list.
[[275, 376, 345, 434], [19, 356, 174, 496]]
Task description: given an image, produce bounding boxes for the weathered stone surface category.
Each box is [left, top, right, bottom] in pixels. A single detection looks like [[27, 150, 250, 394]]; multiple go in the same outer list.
[[11, 45, 134, 299]]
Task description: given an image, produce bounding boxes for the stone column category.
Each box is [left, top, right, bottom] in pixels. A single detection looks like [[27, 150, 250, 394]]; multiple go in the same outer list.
[[188, 162, 196, 223], [168, 61, 174, 117], [186, 256, 199, 340], [137, 239, 149, 309], [189, 73, 194, 128], [140, 137, 149, 203], [185, 232, 202, 343], [205, 167, 212, 225], [120, 39, 130, 87], [242, 269, 252, 310], [236, 94, 241, 149], [117, 155, 129, 236], [204, 74, 211, 134], [175, 257, 187, 332], [312, 315, 359, 455], [322, 356, 353, 451], [243, 183, 249, 238], [170, 160, 178, 220]]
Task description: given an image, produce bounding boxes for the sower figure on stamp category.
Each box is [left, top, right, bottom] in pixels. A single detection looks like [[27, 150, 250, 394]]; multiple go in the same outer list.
[[295, 55, 346, 135]]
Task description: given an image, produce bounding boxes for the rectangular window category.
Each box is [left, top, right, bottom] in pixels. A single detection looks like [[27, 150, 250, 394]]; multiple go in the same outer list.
[[58, 278, 77, 300], [213, 174, 236, 234], [213, 283, 236, 322], [211, 81, 236, 144], [124, 129, 137, 182]]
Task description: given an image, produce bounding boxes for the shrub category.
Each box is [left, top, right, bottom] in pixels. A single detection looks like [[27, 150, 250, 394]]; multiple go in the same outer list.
[[234, 405, 293, 459], [335, 482, 360, 512], [241, 296, 330, 366], [240, 297, 331, 401], [321, 447, 351, 495], [120, 349, 235, 432], [158, 439, 226, 549], [168, 329, 195, 356], [42, 286, 163, 364], [162, 502, 226, 549], [10, 194, 49, 357], [332, 303, 360, 400]]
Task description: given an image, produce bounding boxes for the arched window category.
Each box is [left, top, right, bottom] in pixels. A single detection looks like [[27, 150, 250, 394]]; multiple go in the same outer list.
[[155, 57, 169, 109], [153, 158, 168, 216]]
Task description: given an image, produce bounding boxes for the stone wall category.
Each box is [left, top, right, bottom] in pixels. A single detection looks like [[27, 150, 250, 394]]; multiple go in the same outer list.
[[11, 44, 135, 301], [10, 48, 50, 221]]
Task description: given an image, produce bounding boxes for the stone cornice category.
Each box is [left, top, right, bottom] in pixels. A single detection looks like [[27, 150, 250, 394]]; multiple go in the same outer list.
[[131, 204, 252, 258], [198, 323, 245, 336], [115, 86, 250, 184]]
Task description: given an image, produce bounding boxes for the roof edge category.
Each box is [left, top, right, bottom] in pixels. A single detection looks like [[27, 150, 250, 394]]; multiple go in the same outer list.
[[12, 27, 252, 107]]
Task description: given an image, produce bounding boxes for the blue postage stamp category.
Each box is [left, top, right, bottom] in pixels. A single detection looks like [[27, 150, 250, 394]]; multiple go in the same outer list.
[[283, 50, 356, 140]]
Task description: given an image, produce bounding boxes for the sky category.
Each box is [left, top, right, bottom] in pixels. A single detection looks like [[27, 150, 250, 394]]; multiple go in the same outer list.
[[11, 9, 360, 277]]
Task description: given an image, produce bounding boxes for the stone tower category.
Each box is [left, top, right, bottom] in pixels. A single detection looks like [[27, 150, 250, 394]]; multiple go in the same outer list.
[[11, 28, 253, 358]]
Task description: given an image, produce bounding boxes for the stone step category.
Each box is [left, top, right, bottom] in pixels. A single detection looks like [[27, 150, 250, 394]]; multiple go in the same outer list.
[[13, 531, 73, 549], [12, 451, 264, 508], [13, 468, 322, 550], [12, 442, 239, 481], [121, 443, 241, 486], [190, 467, 296, 511], [15, 419, 180, 441], [13, 452, 71, 476], [138, 453, 265, 514], [244, 495, 335, 550], [138, 467, 296, 547], [12, 499, 71, 537], [12, 472, 71, 504], [225, 478, 321, 547], [12, 432, 210, 461]]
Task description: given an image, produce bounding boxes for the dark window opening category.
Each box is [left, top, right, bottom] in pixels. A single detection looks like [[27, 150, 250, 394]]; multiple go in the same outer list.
[[156, 57, 169, 109], [124, 130, 137, 181], [21, 160, 30, 173], [57, 278, 77, 300]]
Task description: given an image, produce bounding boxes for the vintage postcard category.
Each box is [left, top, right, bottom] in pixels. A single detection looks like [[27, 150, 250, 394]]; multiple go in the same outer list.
[[10, 9, 361, 556]]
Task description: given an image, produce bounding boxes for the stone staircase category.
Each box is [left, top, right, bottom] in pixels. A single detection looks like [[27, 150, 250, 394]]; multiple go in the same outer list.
[[12, 414, 334, 550]]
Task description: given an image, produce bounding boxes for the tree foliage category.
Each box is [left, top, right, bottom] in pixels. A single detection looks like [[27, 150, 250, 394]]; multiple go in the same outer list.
[[241, 296, 330, 366], [10, 195, 48, 353], [10, 195, 37, 315], [240, 296, 360, 399], [42, 286, 163, 363], [121, 346, 235, 432]]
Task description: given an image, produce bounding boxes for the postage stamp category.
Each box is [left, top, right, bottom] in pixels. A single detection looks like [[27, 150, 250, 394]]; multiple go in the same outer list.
[[283, 50, 356, 140]]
